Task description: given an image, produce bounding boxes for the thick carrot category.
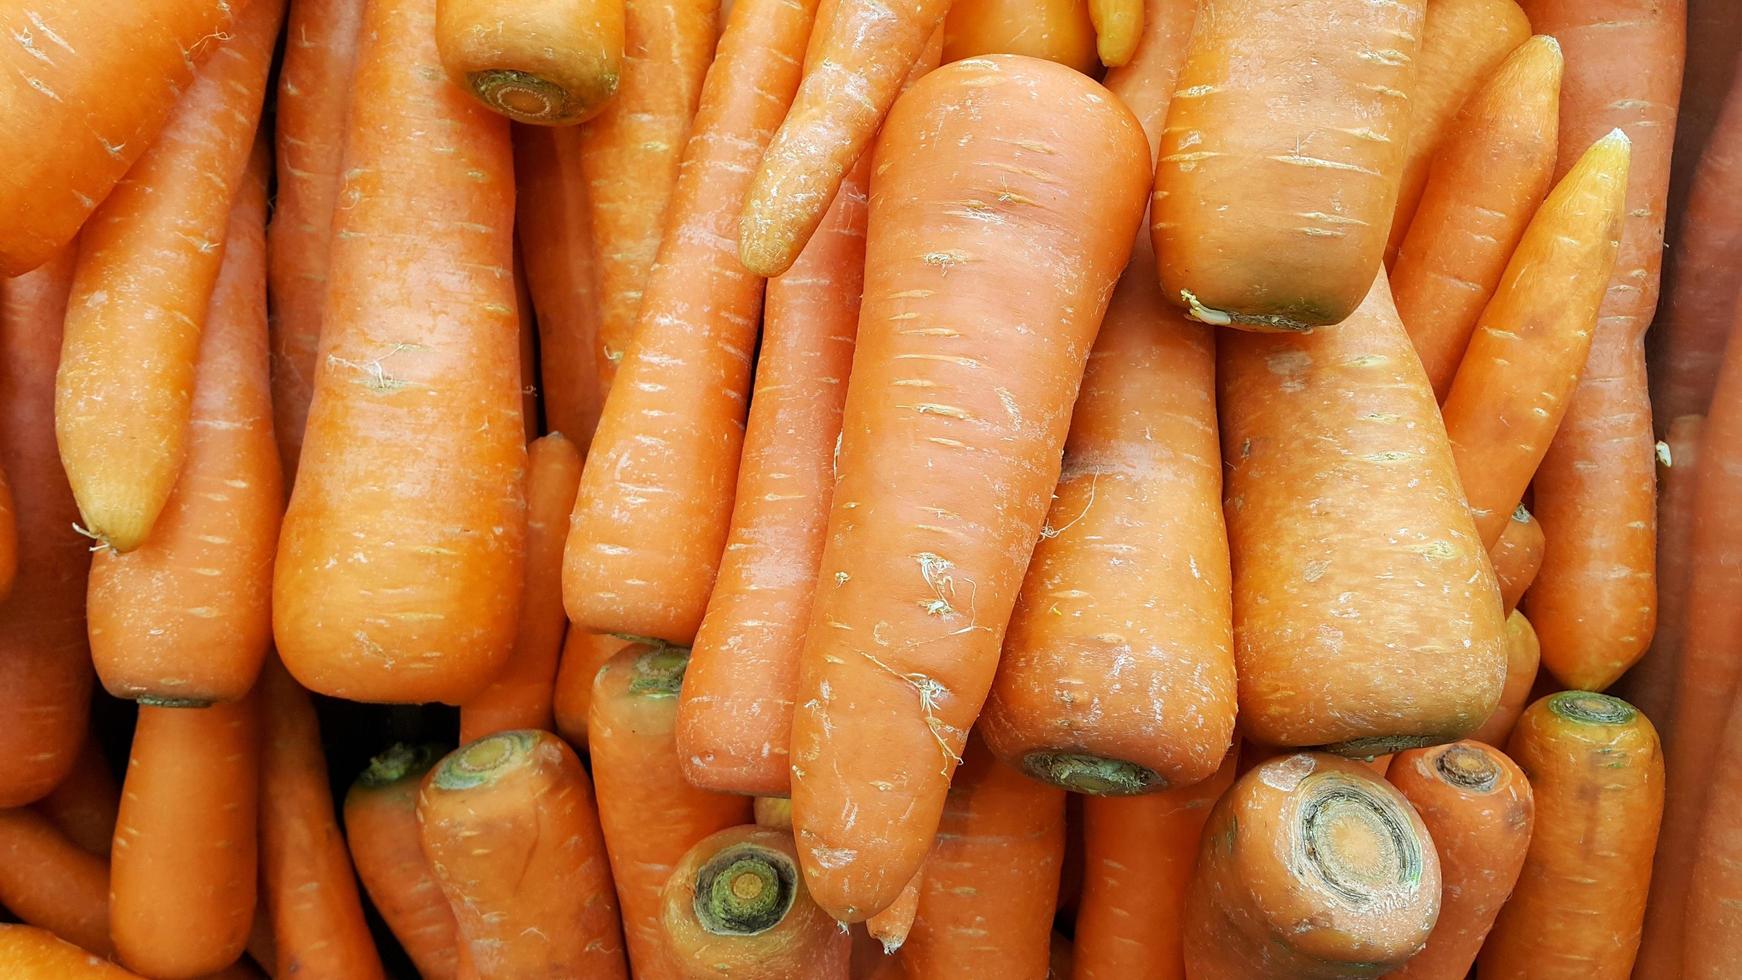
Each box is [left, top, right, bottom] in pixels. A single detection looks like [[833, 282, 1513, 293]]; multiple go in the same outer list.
[[552, 630, 632, 748], [1071, 749, 1236, 980], [1219, 270, 1508, 752], [591, 644, 753, 976], [1481, 692, 1662, 978], [0, 1, 243, 276], [419, 731, 626, 978], [1490, 506, 1545, 615], [435, 0, 626, 125], [0, 808, 112, 956], [257, 659, 386, 980], [0, 925, 139, 979], [1617, 414, 1704, 731], [272, 0, 526, 705], [1385, 741, 1533, 980], [1520, 0, 1684, 698], [940, 0, 1097, 73], [1392, 34, 1562, 399], [35, 734, 118, 856], [1468, 610, 1542, 747], [1151, 0, 1424, 331], [267, 0, 369, 481], [1440, 129, 1632, 552], [1088, 0, 1141, 67], [788, 55, 1149, 921], [659, 824, 850, 978], [1682, 675, 1742, 978], [343, 744, 460, 980], [1183, 753, 1440, 978], [53, 0, 284, 554], [0, 250, 91, 808]]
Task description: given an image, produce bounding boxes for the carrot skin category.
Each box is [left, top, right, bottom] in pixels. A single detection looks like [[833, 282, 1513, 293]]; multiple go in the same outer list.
[[864, 869, 921, 954], [1617, 414, 1703, 732], [1682, 661, 1742, 977], [435, 0, 627, 125], [34, 733, 119, 857], [1490, 507, 1545, 616], [1087, 0, 1142, 67], [0, 808, 113, 956], [1468, 610, 1542, 748], [0, 924, 141, 979], [941, 0, 1098, 73], [343, 744, 460, 980], [552, 630, 632, 749]]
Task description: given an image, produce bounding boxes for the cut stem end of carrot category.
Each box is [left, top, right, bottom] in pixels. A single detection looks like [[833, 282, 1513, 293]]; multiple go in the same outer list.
[[433, 730, 536, 790], [134, 696, 216, 709], [1298, 773, 1425, 901], [1020, 751, 1164, 795], [627, 644, 690, 699], [357, 742, 442, 788], [1432, 744, 1501, 792], [693, 844, 798, 936], [1547, 691, 1636, 727], [468, 69, 579, 125], [1322, 734, 1439, 758]]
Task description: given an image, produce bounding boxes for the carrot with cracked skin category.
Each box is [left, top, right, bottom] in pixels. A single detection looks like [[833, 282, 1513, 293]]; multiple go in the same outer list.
[[552, 630, 631, 748], [343, 744, 460, 980], [1392, 34, 1563, 399], [53, 0, 283, 554], [0, 808, 112, 956], [1481, 692, 1662, 979], [420, 731, 626, 979], [1386, 741, 1533, 980], [35, 734, 118, 856], [1088, 0, 1141, 67], [1490, 506, 1545, 615], [0, 925, 140, 979], [0, 250, 91, 808], [1682, 672, 1742, 978], [1617, 415, 1703, 731], [273, 0, 526, 705], [1071, 749, 1236, 980], [1468, 610, 1542, 747], [435, 0, 626, 125], [1220, 270, 1508, 753], [563, 0, 821, 646], [940, 0, 1097, 73]]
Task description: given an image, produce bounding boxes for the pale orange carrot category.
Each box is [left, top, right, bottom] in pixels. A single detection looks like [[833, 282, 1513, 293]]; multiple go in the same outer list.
[[34, 734, 118, 856], [552, 630, 632, 749]]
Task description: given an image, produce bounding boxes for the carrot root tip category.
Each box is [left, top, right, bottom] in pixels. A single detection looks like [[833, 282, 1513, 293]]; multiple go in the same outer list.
[[467, 69, 579, 125], [1321, 734, 1438, 758], [1433, 744, 1501, 792], [1020, 751, 1163, 795], [357, 742, 443, 788], [432, 731, 536, 790], [1547, 691, 1636, 726], [1180, 290, 1234, 327], [1299, 774, 1426, 901], [692, 844, 798, 936]]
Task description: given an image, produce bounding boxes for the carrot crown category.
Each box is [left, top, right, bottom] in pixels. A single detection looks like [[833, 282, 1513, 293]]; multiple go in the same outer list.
[[692, 841, 799, 936], [627, 643, 690, 699], [357, 742, 444, 789], [1021, 751, 1163, 796], [1546, 691, 1635, 727], [1297, 774, 1426, 903], [430, 731, 539, 790]]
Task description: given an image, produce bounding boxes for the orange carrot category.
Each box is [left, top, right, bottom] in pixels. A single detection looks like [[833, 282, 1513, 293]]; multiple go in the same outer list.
[[864, 869, 922, 955], [552, 630, 632, 748], [1099, 0, 1195, 145], [1682, 670, 1742, 978], [1392, 34, 1563, 399], [272, 0, 527, 705], [53, 0, 284, 554], [0, 925, 139, 979], [435, 0, 626, 125], [267, 0, 369, 481], [34, 734, 118, 856], [940, 0, 1097, 73], [0, 467, 14, 601], [1087, 0, 1141, 67], [1468, 610, 1542, 747], [1617, 414, 1703, 731], [753, 797, 794, 831], [343, 744, 460, 980], [1490, 506, 1546, 616], [514, 250, 539, 441], [0, 249, 91, 808], [420, 731, 627, 978], [1481, 692, 1663, 978], [0, 808, 112, 956]]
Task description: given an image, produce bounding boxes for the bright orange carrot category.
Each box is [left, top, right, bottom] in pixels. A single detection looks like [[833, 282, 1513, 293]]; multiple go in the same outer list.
[[53, 0, 284, 554], [1392, 34, 1562, 399], [1618, 414, 1703, 731], [1490, 506, 1546, 616], [1468, 610, 1542, 747], [34, 734, 118, 856], [1088, 0, 1141, 67], [940, 0, 1097, 73], [0, 925, 139, 979], [1099, 0, 1194, 143], [1682, 669, 1742, 978], [0, 250, 91, 808], [420, 731, 627, 978], [864, 870, 922, 955], [272, 0, 526, 705], [552, 630, 632, 748], [343, 744, 460, 980], [435, 0, 626, 125], [0, 808, 112, 956]]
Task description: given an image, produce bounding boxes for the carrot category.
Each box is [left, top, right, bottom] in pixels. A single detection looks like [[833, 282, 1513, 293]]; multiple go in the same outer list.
[[0, 808, 112, 956], [1385, 741, 1534, 980], [1440, 129, 1632, 552], [1219, 270, 1508, 752], [514, 251, 539, 441], [1520, 0, 1684, 698], [788, 55, 1149, 922], [514, 125, 605, 448], [343, 744, 460, 980], [460, 434, 584, 741], [1099, 0, 1195, 155], [754, 797, 794, 831], [1481, 692, 1662, 978], [435, 0, 626, 125], [896, 739, 1066, 980], [1666, 3, 1742, 226], [419, 731, 626, 978], [267, 0, 370, 482], [1088, 0, 1141, 67], [1391, 34, 1562, 399], [0, 249, 91, 808], [940, 0, 1097, 74], [863, 870, 921, 955], [1682, 675, 1742, 978], [1071, 749, 1236, 980], [659, 824, 851, 979], [0, 467, 14, 601], [1468, 610, 1542, 747], [591, 643, 753, 976], [1617, 414, 1704, 731], [34, 734, 118, 856], [1183, 753, 1439, 978], [1383, 0, 1532, 264], [581, 0, 719, 392], [1151, 0, 1424, 331], [0, 925, 139, 980], [552, 630, 632, 748], [272, 0, 526, 705], [1490, 506, 1545, 616], [257, 659, 386, 980], [52, 0, 284, 554]]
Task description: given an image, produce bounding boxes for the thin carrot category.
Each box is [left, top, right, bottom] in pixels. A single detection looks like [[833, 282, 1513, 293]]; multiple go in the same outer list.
[[1099, 0, 1195, 147], [1392, 34, 1563, 399], [435, 0, 626, 125], [1481, 692, 1663, 978], [419, 731, 627, 978], [1386, 741, 1534, 980], [53, 0, 284, 554], [0, 808, 112, 956], [659, 825, 851, 979], [0, 925, 139, 979], [863, 870, 921, 955], [0, 249, 91, 808], [1087, 0, 1141, 67], [1617, 414, 1704, 731], [552, 630, 632, 749], [1468, 610, 1542, 747], [1490, 506, 1545, 616], [34, 734, 118, 856], [1682, 673, 1742, 978], [753, 797, 794, 831], [940, 0, 1097, 73], [343, 744, 460, 980], [267, 0, 369, 482]]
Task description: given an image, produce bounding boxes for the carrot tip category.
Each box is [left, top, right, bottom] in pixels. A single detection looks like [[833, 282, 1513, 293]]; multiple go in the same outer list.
[[357, 743, 443, 789], [692, 843, 799, 936], [432, 731, 536, 790], [69, 522, 116, 554], [1546, 691, 1636, 726], [1020, 751, 1163, 795], [1512, 504, 1532, 522], [1432, 744, 1501, 792]]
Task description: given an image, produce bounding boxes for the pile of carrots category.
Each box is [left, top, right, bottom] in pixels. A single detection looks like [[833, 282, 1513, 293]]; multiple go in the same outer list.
[[0, 0, 1738, 976]]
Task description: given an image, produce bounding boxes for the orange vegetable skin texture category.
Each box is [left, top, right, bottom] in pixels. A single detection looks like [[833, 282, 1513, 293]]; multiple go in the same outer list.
[[1150, 0, 1425, 331], [1490, 507, 1545, 615], [272, 0, 527, 705], [1683, 663, 1742, 978], [435, 0, 626, 125], [789, 55, 1150, 922], [552, 630, 632, 748], [1218, 271, 1508, 752], [1619, 414, 1702, 730], [0, 807, 113, 956], [343, 745, 460, 980], [0, 925, 140, 979], [36, 734, 120, 856], [940, 0, 1097, 73], [1468, 609, 1542, 747], [0, 469, 14, 600], [0, 0, 241, 276]]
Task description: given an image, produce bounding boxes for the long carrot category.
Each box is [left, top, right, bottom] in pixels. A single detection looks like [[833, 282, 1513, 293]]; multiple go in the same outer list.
[[0, 808, 112, 956], [272, 0, 527, 705], [34, 734, 118, 856], [343, 744, 460, 980], [1071, 749, 1235, 980], [552, 630, 632, 748], [1468, 610, 1542, 747], [940, 0, 1097, 73], [1490, 506, 1545, 616], [257, 659, 386, 980], [1391, 34, 1563, 399], [1183, 753, 1441, 978], [1385, 741, 1533, 980], [0, 1, 243, 276], [789, 55, 1149, 922], [1481, 692, 1662, 978], [1519, 0, 1684, 699], [0, 925, 139, 980], [1219, 270, 1508, 752], [1617, 414, 1703, 731], [267, 0, 369, 481], [0, 250, 90, 808], [1682, 673, 1742, 978], [53, 0, 283, 554], [435, 0, 626, 125]]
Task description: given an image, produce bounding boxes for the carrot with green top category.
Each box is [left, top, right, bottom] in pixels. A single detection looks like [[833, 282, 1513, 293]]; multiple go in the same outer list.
[[0, 808, 112, 956], [1490, 506, 1545, 616], [344, 744, 460, 980], [436, 0, 626, 125]]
